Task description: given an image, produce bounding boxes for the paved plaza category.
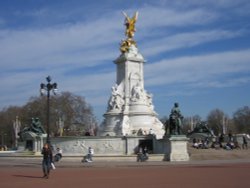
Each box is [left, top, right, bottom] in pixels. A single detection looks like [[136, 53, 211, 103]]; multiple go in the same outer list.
[[0, 157, 250, 188]]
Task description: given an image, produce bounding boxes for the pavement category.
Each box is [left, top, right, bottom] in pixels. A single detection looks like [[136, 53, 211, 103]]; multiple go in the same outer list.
[[1, 145, 250, 168], [1, 150, 250, 188], [0, 154, 250, 168], [0, 157, 250, 188]]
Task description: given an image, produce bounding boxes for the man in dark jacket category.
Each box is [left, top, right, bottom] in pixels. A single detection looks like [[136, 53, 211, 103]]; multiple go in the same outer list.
[[41, 143, 53, 179]]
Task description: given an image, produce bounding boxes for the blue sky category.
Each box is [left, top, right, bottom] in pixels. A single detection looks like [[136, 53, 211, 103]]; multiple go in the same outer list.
[[0, 0, 250, 123]]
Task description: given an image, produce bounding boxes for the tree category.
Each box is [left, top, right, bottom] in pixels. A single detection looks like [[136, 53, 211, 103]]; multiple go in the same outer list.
[[53, 92, 97, 136], [23, 91, 97, 136], [21, 96, 47, 127], [0, 106, 22, 148], [0, 91, 97, 147], [160, 116, 168, 135], [182, 115, 202, 134], [207, 109, 229, 136], [233, 106, 250, 134]]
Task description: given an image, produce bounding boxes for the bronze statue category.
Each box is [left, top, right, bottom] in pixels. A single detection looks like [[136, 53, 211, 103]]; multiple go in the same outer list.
[[169, 103, 183, 135], [18, 117, 46, 140], [30, 117, 46, 134], [187, 121, 215, 138]]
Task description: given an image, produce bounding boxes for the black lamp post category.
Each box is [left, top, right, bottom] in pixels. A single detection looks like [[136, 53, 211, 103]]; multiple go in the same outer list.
[[40, 76, 58, 144]]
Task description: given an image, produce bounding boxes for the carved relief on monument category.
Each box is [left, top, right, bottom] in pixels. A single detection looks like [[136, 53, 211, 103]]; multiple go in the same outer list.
[[107, 84, 124, 111], [121, 115, 130, 135], [146, 92, 154, 110], [131, 83, 145, 102], [130, 82, 154, 109], [129, 72, 145, 103]]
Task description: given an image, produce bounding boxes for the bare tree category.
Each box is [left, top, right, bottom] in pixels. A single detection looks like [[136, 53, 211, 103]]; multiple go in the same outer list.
[[233, 106, 250, 134], [0, 106, 22, 148], [0, 91, 97, 147], [182, 115, 202, 134], [207, 109, 229, 136], [53, 92, 97, 136], [160, 116, 168, 135]]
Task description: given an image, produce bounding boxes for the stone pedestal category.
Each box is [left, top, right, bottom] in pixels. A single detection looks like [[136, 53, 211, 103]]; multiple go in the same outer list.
[[166, 135, 189, 161], [18, 131, 47, 153], [50, 135, 157, 156]]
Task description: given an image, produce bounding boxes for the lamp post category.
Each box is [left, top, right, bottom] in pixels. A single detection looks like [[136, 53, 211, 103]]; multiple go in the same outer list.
[[40, 76, 58, 144]]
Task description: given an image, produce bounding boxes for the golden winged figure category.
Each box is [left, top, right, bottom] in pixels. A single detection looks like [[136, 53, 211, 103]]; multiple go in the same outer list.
[[123, 11, 138, 38], [120, 11, 139, 53]]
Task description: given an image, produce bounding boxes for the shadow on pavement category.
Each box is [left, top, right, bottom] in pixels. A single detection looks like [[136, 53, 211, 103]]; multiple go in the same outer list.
[[13, 174, 43, 179]]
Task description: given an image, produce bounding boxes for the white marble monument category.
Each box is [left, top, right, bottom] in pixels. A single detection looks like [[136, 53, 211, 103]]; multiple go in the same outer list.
[[99, 12, 164, 139]]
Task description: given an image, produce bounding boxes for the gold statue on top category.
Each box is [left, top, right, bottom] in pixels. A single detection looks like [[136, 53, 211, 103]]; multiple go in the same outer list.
[[120, 11, 139, 53], [123, 11, 138, 38]]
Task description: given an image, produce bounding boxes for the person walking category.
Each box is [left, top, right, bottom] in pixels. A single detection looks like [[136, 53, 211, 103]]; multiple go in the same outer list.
[[41, 143, 53, 179], [242, 135, 248, 149], [87, 147, 94, 162], [54, 147, 63, 162]]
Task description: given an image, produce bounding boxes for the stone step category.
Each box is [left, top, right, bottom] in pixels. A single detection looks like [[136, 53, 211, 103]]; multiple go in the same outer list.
[[63, 154, 166, 162]]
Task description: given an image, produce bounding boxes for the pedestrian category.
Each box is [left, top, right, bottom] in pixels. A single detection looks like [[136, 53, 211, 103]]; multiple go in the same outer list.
[[41, 143, 53, 179], [86, 147, 94, 162], [137, 147, 143, 162], [143, 147, 149, 161], [219, 134, 224, 148], [228, 132, 233, 142], [242, 135, 248, 149], [54, 147, 63, 162]]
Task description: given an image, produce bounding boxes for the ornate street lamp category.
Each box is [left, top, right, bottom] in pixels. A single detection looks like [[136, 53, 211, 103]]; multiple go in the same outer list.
[[40, 76, 58, 144]]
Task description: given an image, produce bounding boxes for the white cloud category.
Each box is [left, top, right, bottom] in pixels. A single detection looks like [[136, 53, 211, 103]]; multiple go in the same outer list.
[[145, 49, 250, 87], [0, 4, 245, 72], [140, 6, 216, 28], [0, 15, 121, 71], [142, 29, 244, 57], [0, 1, 249, 120], [167, 0, 250, 9], [191, 77, 250, 88]]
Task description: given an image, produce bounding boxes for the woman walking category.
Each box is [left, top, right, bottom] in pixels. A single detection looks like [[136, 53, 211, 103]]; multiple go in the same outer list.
[[41, 143, 53, 179]]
